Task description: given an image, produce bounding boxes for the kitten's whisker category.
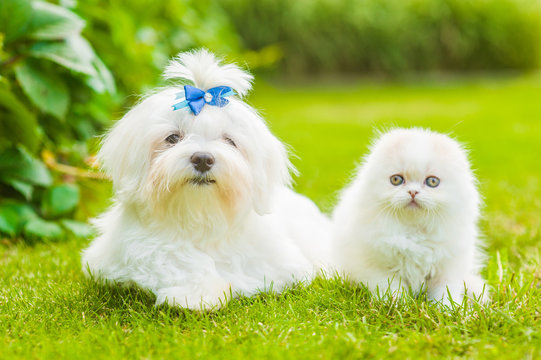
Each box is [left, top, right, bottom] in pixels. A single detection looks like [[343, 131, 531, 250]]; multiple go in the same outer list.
[[380, 200, 400, 219]]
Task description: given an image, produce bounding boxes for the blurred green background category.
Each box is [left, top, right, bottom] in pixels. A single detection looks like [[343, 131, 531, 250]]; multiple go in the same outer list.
[[1, 0, 541, 241]]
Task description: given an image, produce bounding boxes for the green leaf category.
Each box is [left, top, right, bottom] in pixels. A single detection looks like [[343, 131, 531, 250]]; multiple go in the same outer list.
[[41, 184, 80, 218], [24, 218, 64, 239], [1, 177, 33, 200], [14, 61, 69, 119], [0, 146, 52, 187], [27, 1, 85, 40], [61, 219, 95, 238], [0, 200, 38, 221], [86, 56, 116, 95], [29, 36, 98, 76], [0, 86, 40, 152], [0, 200, 39, 236], [0, 205, 19, 236], [0, 0, 32, 42]]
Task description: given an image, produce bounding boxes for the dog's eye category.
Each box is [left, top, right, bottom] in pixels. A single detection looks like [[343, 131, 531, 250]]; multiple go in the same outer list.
[[390, 174, 404, 186], [223, 136, 237, 148], [165, 133, 181, 144]]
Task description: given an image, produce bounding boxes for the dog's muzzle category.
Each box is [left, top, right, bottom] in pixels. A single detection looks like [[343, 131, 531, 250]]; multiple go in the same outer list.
[[190, 152, 215, 173]]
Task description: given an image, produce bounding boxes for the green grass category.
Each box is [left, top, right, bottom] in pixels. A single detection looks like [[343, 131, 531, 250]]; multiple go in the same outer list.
[[2, 73, 541, 359]]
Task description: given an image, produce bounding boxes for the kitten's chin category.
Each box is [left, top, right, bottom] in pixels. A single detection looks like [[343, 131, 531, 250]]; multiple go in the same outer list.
[[406, 200, 421, 209]]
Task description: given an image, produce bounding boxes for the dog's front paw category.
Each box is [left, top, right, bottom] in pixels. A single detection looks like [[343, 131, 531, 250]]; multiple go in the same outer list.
[[156, 288, 227, 311], [155, 277, 231, 311]]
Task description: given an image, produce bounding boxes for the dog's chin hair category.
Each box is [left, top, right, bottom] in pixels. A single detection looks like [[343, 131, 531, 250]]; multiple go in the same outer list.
[[140, 174, 252, 245]]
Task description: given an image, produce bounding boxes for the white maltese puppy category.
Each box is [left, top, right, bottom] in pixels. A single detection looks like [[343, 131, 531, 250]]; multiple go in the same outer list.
[[82, 50, 330, 310], [332, 128, 487, 305]]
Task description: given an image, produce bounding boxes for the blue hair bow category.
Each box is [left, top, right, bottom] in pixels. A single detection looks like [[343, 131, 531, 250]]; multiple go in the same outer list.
[[172, 85, 236, 115]]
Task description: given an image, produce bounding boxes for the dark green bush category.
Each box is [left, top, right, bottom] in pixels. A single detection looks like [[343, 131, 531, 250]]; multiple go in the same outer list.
[[77, 0, 242, 99], [0, 0, 115, 241], [221, 0, 541, 74]]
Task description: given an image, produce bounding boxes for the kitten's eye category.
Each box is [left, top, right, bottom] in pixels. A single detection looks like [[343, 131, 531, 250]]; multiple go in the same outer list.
[[390, 174, 404, 186], [425, 176, 440, 188], [165, 133, 182, 145], [223, 136, 237, 148]]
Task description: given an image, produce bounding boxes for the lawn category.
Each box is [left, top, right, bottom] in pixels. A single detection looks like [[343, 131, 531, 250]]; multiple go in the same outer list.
[[1, 73, 540, 359]]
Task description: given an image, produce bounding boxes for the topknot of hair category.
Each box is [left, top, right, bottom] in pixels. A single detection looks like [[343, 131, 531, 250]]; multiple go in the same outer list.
[[163, 49, 253, 98]]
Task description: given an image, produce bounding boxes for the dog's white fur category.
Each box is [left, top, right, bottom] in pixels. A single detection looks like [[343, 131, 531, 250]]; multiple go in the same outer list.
[[82, 50, 330, 310], [332, 128, 487, 305]]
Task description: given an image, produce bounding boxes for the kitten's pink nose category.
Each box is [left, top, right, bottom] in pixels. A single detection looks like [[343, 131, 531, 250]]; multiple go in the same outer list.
[[408, 190, 419, 198]]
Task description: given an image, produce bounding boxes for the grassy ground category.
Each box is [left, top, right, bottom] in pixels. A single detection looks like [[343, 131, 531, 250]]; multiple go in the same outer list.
[[1, 73, 540, 359]]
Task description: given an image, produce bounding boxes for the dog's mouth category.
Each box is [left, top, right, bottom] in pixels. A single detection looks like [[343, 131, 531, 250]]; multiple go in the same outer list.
[[188, 177, 216, 186]]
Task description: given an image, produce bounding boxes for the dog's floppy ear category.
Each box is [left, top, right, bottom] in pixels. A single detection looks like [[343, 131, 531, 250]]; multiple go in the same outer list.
[[251, 132, 294, 215], [97, 97, 159, 200]]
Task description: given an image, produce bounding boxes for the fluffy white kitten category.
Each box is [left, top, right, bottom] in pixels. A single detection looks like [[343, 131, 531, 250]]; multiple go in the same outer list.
[[332, 128, 487, 305], [82, 49, 330, 310]]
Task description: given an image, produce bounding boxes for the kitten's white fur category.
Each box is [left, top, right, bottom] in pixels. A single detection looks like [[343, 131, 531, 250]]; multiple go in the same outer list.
[[82, 50, 330, 310], [332, 128, 487, 305]]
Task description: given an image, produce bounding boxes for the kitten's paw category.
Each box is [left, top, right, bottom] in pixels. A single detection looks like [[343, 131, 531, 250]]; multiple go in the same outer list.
[[465, 275, 490, 303], [430, 276, 489, 307], [429, 284, 464, 307], [155, 277, 231, 311], [439, 293, 462, 307]]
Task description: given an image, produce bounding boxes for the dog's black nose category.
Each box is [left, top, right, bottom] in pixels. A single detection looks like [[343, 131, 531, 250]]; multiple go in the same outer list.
[[190, 152, 215, 173]]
